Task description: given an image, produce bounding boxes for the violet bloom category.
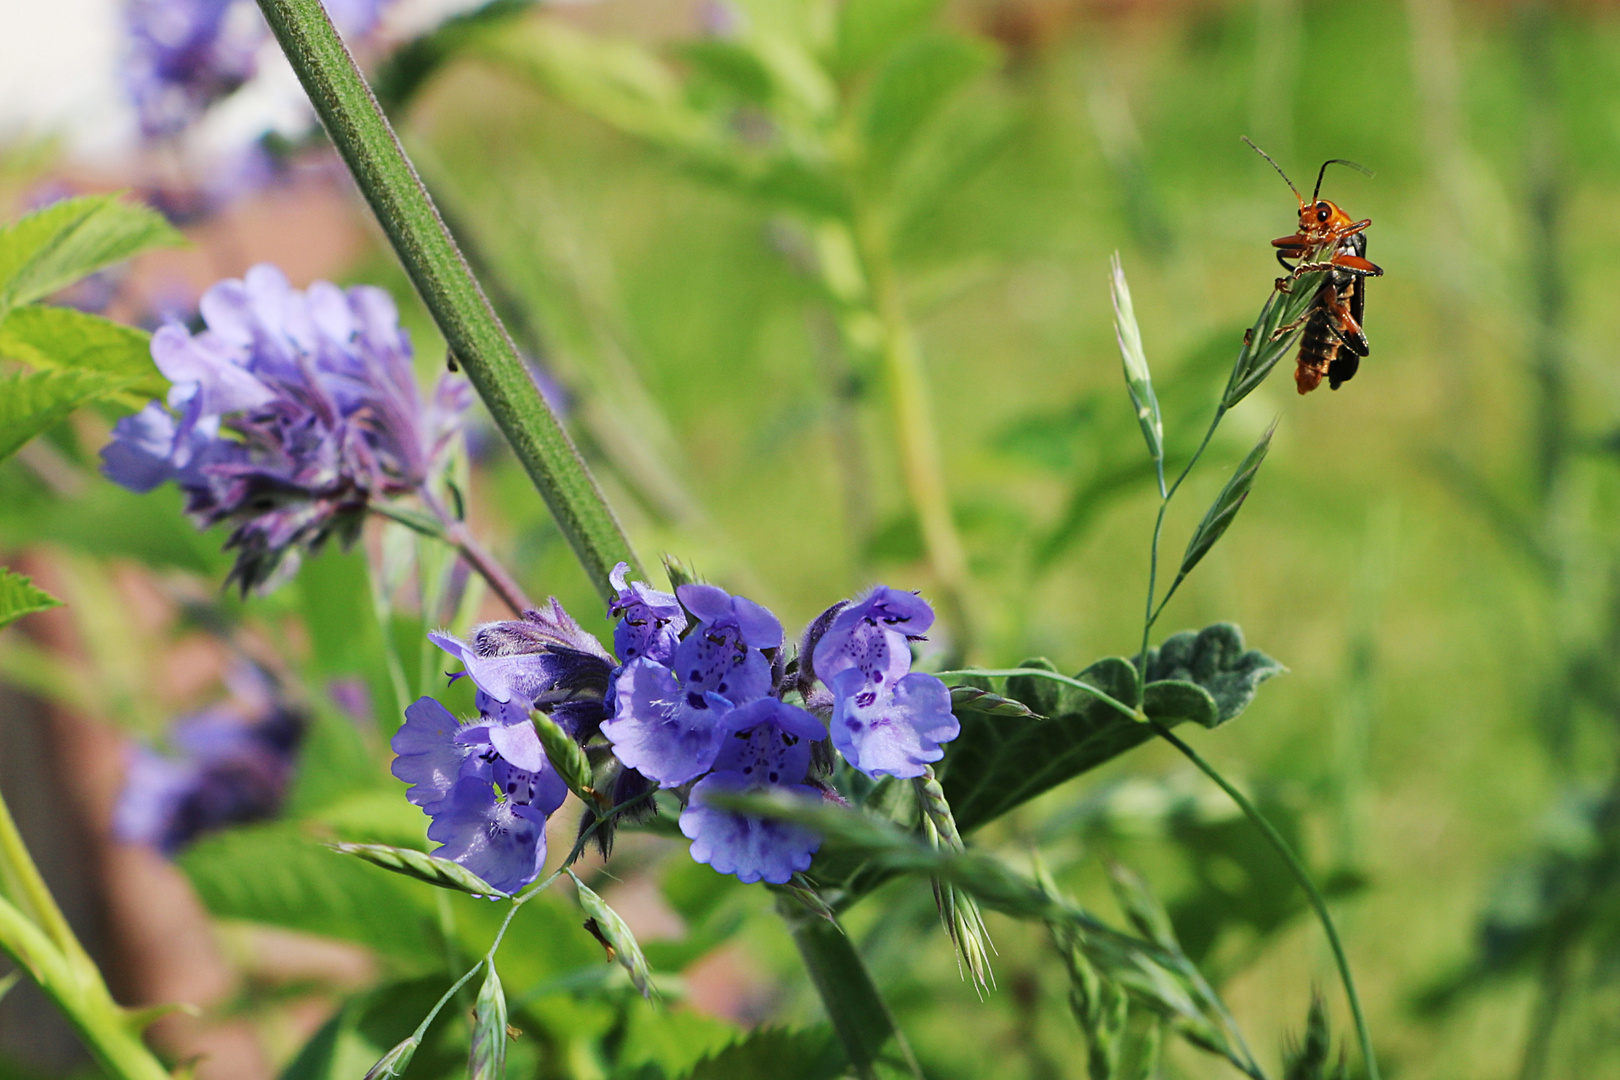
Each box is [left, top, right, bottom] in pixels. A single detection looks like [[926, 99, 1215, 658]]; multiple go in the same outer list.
[[124, 0, 264, 140], [392, 697, 568, 894], [101, 264, 470, 593], [601, 583, 782, 787], [679, 698, 824, 884], [812, 586, 958, 780], [607, 562, 685, 668], [116, 697, 305, 854], [429, 598, 616, 742]]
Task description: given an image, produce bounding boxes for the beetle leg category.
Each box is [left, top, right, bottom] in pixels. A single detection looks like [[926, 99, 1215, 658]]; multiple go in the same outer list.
[[1268, 285, 1333, 342], [1331, 253, 1383, 277]]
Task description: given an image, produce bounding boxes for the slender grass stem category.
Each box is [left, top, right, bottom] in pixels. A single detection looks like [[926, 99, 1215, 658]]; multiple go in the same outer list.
[[850, 208, 973, 653], [1148, 722, 1379, 1080], [252, 0, 639, 603]]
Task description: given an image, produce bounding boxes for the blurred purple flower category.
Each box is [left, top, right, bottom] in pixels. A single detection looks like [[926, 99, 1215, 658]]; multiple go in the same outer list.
[[115, 692, 305, 855], [601, 582, 781, 787], [812, 586, 957, 779], [391, 697, 568, 893], [124, 0, 264, 140], [101, 264, 471, 593], [679, 697, 823, 884]]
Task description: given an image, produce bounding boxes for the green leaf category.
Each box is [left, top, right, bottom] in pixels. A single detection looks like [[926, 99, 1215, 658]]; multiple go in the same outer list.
[[0, 567, 61, 630], [469, 962, 507, 1080], [0, 304, 164, 400], [944, 657, 1152, 833], [1178, 420, 1275, 581], [1140, 680, 1218, 729], [281, 977, 462, 1080], [683, 1027, 843, 1080], [834, 0, 943, 72], [330, 841, 507, 898], [1110, 253, 1163, 477], [0, 368, 134, 462], [571, 873, 654, 999], [858, 31, 997, 181], [1139, 623, 1286, 727], [180, 823, 438, 959], [0, 194, 182, 319]]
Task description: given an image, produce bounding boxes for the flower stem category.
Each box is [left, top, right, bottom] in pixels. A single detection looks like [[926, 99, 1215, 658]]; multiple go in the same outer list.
[[1148, 722, 1379, 1080], [850, 209, 973, 654], [253, 0, 640, 603], [419, 488, 534, 616]]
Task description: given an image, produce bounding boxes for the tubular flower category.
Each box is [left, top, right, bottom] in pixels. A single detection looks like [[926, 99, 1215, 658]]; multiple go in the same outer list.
[[600, 582, 782, 787], [101, 264, 470, 592], [812, 586, 958, 779]]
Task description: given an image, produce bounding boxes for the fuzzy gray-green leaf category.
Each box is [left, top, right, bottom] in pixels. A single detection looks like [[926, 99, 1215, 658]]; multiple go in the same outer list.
[[1141, 680, 1218, 729], [1139, 623, 1285, 726], [328, 841, 507, 898], [468, 962, 506, 1080], [1179, 421, 1275, 580], [571, 873, 654, 999], [1110, 253, 1163, 473]]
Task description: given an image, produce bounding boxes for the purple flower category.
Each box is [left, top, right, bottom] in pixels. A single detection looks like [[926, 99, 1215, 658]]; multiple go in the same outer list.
[[812, 586, 958, 780], [608, 562, 685, 668], [679, 698, 824, 884], [101, 264, 471, 593], [600, 583, 782, 787], [124, 0, 264, 140], [115, 692, 305, 854], [391, 697, 568, 894]]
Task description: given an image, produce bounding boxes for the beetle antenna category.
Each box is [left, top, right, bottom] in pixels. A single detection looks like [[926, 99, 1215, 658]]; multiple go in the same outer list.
[[1242, 136, 1302, 202], [1313, 158, 1375, 201]]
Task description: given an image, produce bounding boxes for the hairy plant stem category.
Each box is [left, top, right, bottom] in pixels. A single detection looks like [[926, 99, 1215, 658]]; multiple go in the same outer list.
[[850, 207, 973, 654], [253, 0, 639, 603], [0, 790, 171, 1080]]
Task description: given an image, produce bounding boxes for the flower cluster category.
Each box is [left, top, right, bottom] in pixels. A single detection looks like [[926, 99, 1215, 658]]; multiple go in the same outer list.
[[124, 0, 395, 141], [116, 669, 305, 854], [392, 566, 959, 891], [102, 264, 470, 593]]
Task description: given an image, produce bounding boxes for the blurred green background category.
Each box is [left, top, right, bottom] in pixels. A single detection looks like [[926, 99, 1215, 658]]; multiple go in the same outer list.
[[5, 0, 1620, 1077]]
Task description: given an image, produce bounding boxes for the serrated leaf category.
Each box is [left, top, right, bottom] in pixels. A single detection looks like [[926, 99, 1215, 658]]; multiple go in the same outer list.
[[0, 304, 164, 401], [1141, 680, 1218, 729], [179, 823, 438, 958], [1139, 623, 1285, 726], [683, 1026, 843, 1080], [469, 962, 506, 1080], [859, 30, 998, 182], [0, 194, 182, 319], [943, 657, 1154, 833], [532, 709, 594, 806], [330, 842, 506, 898], [571, 873, 653, 999], [949, 684, 1039, 719], [0, 368, 134, 462], [0, 567, 61, 630], [1178, 421, 1275, 580], [1111, 253, 1163, 474]]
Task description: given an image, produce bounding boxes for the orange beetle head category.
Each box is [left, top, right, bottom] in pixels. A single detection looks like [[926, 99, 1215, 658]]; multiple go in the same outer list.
[[1298, 198, 1355, 236]]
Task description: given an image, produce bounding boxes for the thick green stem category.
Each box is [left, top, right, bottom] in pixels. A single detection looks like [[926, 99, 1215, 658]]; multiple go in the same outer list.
[[850, 209, 973, 653], [0, 794, 171, 1080], [253, 0, 640, 603], [1149, 723, 1379, 1080]]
